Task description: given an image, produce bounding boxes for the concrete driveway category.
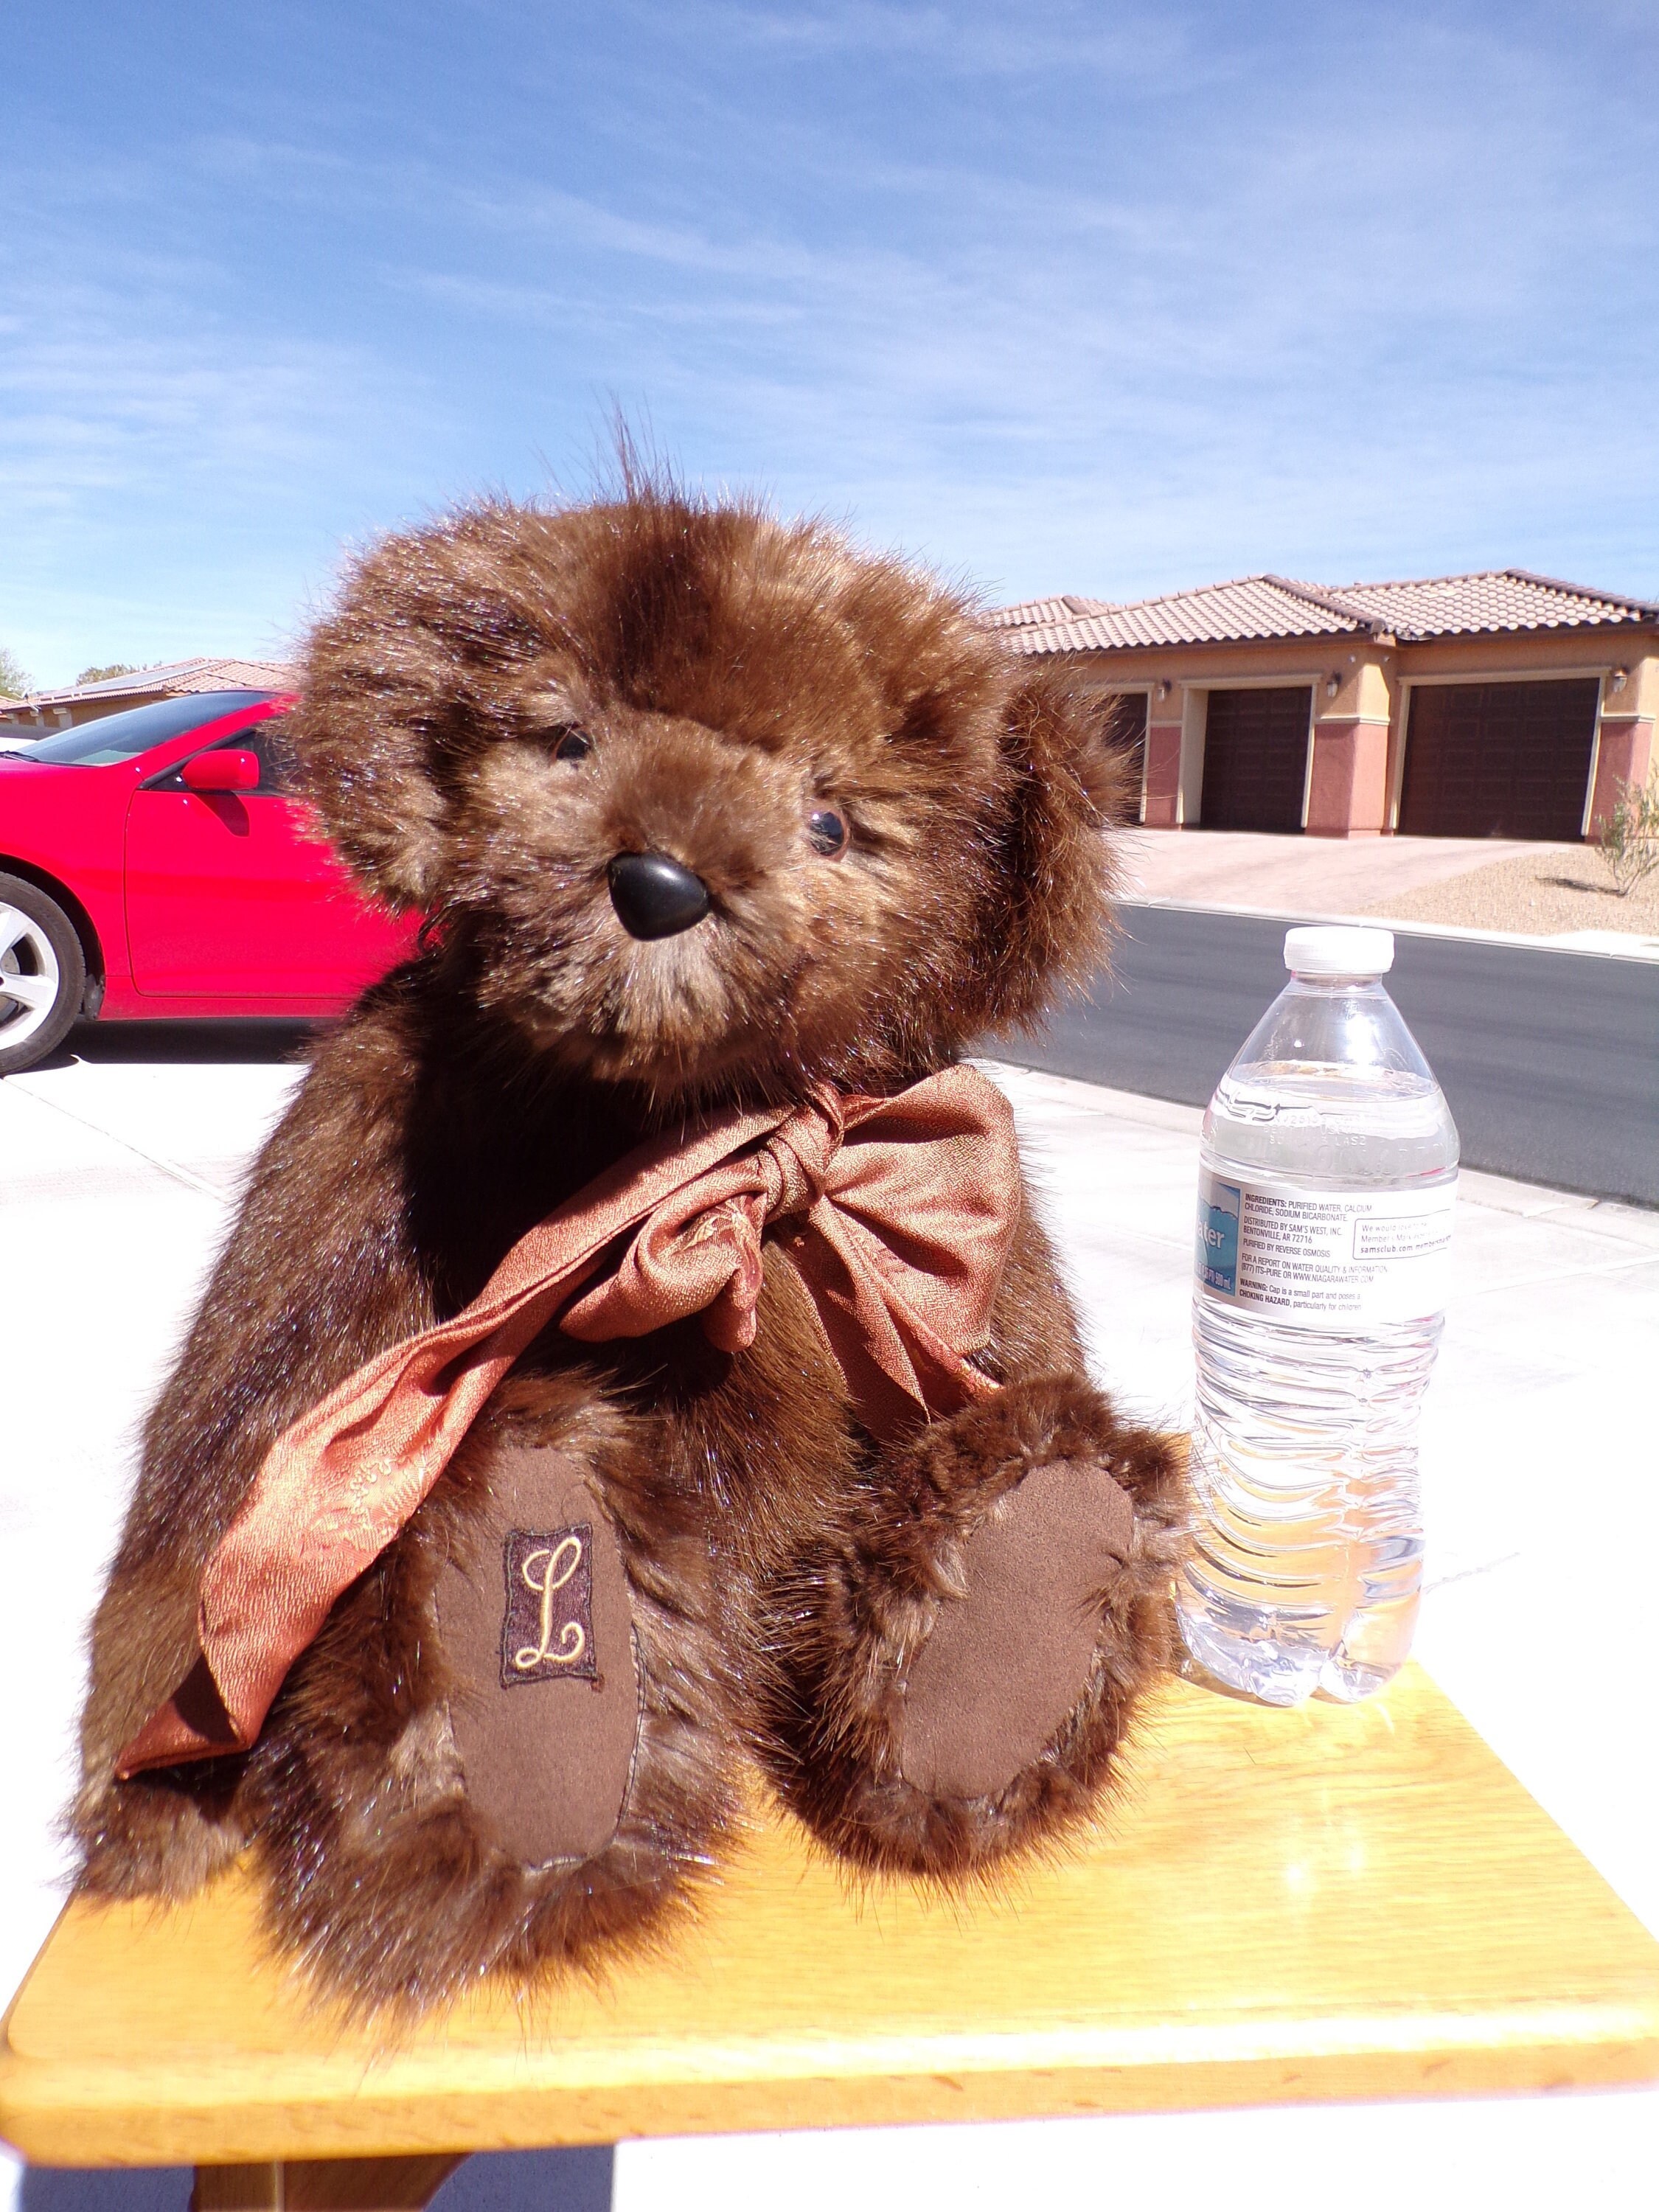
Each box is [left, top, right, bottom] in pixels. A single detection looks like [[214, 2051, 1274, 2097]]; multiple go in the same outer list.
[[1120, 827, 1582, 914]]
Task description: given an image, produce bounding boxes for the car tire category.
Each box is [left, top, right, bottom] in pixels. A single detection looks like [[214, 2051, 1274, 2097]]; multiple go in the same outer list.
[[0, 873, 87, 1076]]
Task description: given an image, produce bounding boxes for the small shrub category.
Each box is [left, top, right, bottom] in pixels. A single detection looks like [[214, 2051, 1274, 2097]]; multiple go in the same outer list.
[[1595, 768, 1659, 898]]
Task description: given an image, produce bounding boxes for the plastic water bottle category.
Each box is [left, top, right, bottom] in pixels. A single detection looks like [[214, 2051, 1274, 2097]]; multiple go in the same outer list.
[[1178, 925, 1458, 1707]]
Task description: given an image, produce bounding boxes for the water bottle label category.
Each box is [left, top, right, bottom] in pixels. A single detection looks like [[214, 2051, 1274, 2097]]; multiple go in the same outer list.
[[1195, 1171, 1456, 1329]]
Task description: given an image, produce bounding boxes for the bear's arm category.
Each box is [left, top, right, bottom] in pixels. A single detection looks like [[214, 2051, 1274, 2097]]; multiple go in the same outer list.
[[74, 1004, 434, 1885]]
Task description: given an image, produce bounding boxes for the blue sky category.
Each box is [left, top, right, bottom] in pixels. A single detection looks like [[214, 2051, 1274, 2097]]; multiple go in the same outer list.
[[3, 0, 1656, 687]]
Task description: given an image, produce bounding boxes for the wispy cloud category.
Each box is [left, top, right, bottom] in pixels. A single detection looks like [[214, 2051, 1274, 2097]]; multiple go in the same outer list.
[[0, 240, 440, 676], [1, 0, 1655, 681]]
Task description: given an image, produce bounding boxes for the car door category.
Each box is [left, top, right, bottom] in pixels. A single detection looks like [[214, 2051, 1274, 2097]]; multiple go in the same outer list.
[[124, 717, 414, 1000]]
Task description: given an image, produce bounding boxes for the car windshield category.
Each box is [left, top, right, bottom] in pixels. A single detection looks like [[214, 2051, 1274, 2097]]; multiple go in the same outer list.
[[23, 692, 274, 767]]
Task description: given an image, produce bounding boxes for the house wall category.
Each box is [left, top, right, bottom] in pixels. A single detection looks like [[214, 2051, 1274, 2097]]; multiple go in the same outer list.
[[1585, 650, 1655, 836], [1307, 655, 1391, 838], [1058, 628, 1658, 838], [0, 689, 174, 733]]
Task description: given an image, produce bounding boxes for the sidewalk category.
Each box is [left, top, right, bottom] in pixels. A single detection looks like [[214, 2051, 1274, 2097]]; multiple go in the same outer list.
[[3, 1046, 1656, 2209], [1121, 829, 1659, 953]]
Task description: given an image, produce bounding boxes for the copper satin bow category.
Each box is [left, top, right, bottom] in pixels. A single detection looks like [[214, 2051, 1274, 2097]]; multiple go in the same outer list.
[[116, 1063, 1021, 1777]]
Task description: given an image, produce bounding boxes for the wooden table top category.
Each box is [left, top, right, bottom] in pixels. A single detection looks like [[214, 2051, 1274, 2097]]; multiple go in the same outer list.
[[4, 1663, 1657, 2167]]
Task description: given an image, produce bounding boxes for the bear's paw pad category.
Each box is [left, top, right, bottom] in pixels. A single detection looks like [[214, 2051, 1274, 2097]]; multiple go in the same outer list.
[[896, 1457, 1133, 1801]]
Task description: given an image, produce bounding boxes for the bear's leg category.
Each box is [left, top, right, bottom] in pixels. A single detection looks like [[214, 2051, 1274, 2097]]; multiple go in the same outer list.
[[755, 1375, 1187, 1877], [254, 1416, 735, 2015]]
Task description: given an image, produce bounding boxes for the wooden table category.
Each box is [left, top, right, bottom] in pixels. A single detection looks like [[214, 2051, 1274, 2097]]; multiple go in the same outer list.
[[4, 1663, 1657, 2210]]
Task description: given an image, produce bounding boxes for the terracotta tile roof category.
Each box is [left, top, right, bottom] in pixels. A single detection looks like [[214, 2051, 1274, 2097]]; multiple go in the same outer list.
[[15, 656, 296, 709], [1306, 571, 1658, 639], [995, 577, 1365, 654], [989, 594, 1114, 630], [996, 570, 1659, 655]]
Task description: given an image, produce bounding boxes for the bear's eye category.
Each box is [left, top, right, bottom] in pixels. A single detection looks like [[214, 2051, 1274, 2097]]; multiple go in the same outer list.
[[807, 807, 849, 859], [552, 726, 591, 763]]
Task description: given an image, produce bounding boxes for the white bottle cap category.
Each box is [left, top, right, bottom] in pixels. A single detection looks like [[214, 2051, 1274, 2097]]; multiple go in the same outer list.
[[1283, 924, 1395, 978]]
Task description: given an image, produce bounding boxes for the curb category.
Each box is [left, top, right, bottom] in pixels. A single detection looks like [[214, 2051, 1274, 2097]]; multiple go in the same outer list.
[[1121, 898, 1659, 963]]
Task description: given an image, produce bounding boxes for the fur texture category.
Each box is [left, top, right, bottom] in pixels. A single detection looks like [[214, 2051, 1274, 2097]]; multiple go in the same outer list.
[[74, 482, 1186, 2016]]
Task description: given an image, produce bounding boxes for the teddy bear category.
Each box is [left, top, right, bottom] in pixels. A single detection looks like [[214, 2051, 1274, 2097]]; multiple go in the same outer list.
[[72, 481, 1187, 2016]]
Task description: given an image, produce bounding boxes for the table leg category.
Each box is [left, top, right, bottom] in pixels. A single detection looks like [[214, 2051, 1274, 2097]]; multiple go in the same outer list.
[[192, 2155, 466, 2212]]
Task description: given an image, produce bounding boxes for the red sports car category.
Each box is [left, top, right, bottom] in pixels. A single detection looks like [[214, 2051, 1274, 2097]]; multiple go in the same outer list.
[[0, 689, 417, 1074]]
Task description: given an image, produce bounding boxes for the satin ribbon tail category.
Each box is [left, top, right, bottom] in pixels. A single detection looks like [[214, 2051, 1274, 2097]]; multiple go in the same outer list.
[[114, 1649, 248, 1777]]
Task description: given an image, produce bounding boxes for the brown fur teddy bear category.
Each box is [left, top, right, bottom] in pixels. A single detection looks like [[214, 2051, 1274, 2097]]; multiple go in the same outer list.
[[72, 482, 1186, 2016]]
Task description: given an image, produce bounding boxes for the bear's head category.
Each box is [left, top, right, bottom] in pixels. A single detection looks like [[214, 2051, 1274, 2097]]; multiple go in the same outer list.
[[291, 487, 1132, 1105]]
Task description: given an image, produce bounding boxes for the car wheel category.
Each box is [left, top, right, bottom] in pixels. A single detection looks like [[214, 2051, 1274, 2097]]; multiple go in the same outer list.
[[0, 873, 87, 1076]]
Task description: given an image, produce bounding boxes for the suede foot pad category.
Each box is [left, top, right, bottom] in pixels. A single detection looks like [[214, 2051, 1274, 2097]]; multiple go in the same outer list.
[[434, 1446, 641, 1865], [896, 1458, 1134, 1801]]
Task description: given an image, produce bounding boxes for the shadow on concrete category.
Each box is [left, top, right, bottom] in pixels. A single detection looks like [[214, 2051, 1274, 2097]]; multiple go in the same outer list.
[[56, 1019, 321, 1068]]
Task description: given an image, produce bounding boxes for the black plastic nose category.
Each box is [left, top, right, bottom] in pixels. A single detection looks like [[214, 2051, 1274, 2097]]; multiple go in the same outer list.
[[608, 851, 712, 940]]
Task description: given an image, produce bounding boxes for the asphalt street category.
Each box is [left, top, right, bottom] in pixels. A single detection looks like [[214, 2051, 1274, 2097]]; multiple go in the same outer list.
[[996, 903, 1659, 1207]]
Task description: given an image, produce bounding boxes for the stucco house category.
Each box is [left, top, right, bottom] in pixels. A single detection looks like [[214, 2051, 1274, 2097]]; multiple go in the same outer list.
[[0, 656, 296, 734], [993, 571, 1658, 840]]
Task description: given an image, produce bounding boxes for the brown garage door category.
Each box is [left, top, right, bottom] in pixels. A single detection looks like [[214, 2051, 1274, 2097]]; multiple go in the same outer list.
[[1200, 686, 1310, 832], [1399, 679, 1599, 839]]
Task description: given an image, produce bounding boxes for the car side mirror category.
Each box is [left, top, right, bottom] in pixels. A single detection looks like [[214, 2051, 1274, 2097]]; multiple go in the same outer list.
[[181, 749, 260, 793]]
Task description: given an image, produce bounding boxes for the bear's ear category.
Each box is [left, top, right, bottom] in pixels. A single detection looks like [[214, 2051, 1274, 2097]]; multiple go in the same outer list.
[[975, 666, 1135, 1032], [286, 512, 551, 910]]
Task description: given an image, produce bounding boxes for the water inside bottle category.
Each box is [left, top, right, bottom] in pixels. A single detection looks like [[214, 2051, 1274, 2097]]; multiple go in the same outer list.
[[1181, 1298, 1439, 1705]]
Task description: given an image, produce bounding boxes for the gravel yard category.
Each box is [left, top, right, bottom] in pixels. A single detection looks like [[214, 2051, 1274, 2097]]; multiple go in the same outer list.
[[1361, 842, 1659, 938]]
